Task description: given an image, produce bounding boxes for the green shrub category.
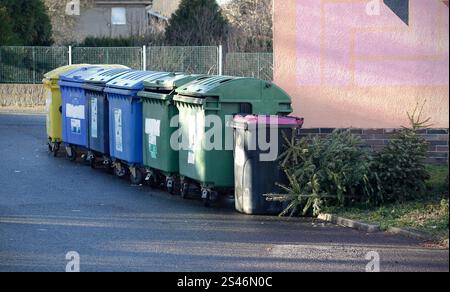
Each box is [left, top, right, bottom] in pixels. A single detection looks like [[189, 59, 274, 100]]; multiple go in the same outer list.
[[165, 0, 229, 46], [0, 0, 53, 45], [370, 103, 431, 203], [78, 36, 134, 47], [268, 103, 438, 217], [0, 6, 16, 45], [77, 33, 167, 47], [267, 130, 372, 216], [426, 165, 449, 197]]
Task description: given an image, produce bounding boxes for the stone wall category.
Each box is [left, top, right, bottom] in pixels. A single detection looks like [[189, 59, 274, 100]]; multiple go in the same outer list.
[[0, 85, 44, 107]]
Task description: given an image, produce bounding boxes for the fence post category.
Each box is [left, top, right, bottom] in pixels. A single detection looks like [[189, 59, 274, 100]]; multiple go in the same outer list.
[[218, 45, 223, 76], [143, 45, 147, 71], [257, 53, 261, 79], [181, 47, 185, 73], [32, 47, 36, 84], [68, 46, 72, 65]]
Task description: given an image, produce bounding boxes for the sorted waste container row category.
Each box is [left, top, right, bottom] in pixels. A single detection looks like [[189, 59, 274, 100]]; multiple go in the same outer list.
[[44, 65, 304, 211]]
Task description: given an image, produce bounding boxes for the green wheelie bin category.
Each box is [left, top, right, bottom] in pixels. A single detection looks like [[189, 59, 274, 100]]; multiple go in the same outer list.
[[138, 73, 207, 193], [173, 76, 293, 206]]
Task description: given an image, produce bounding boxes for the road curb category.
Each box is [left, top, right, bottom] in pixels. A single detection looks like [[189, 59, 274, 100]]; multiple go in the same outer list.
[[318, 213, 436, 242], [317, 213, 381, 233], [387, 227, 434, 241]]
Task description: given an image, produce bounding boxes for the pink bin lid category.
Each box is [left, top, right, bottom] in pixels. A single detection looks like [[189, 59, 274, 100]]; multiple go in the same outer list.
[[233, 115, 304, 126]]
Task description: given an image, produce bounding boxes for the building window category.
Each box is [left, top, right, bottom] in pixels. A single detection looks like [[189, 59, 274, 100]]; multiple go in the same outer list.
[[111, 7, 126, 25]]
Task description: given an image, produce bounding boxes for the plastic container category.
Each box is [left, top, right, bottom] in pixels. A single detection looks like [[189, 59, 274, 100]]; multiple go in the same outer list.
[[138, 73, 207, 192], [43, 64, 90, 155], [104, 70, 168, 183], [82, 68, 132, 166], [59, 65, 128, 161], [173, 76, 293, 205], [230, 115, 304, 214]]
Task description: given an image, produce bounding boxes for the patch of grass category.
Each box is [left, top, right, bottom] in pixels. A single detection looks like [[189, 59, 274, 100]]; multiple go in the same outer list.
[[323, 164, 449, 246], [426, 164, 449, 197]]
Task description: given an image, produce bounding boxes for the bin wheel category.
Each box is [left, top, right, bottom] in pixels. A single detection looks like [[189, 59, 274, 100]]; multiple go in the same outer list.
[[180, 183, 189, 199], [130, 169, 144, 185], [146, 172, 159, 188], [48, 142, 60, 157], [114, 163, 128, 178], [53, 143, 60, 157], [103, 159, 114, 174], [66, 146, 77, 162], [166, 179, 176, 195], [202, 189, 218, 207]]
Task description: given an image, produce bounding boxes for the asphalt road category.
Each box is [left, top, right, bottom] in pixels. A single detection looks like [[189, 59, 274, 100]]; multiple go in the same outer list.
[[0, 113, 448, 272]]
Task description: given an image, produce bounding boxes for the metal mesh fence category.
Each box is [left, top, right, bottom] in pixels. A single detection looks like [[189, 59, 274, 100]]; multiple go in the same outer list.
[[0, 46, 69, 84], [0, 46, 275, 84], [147, 46, 219, 75], [72, 47, 143, 69], [224, 52, 273, 81]]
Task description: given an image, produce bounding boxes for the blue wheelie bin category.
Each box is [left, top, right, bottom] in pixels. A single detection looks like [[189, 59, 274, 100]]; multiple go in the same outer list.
[[59, 65, 128, 161], [82, 68, 132, 168], [104, 70, 168, 184]]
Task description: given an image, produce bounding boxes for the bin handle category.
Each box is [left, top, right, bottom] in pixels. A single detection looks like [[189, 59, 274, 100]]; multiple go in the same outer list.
[[203, 100, 221, 111]]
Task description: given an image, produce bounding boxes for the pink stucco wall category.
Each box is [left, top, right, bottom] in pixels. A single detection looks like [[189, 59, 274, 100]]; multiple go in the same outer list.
[[274, 0, 449, 128]]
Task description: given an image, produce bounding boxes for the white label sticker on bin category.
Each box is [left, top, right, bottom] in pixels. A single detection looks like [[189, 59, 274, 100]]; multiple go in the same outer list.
[[149, 134, 157, 159], [70, 119, 81, 134], [146, 119, 160, 159], [145, 119, 161, 136], [186, 112, 204, 165], [188, 115, 197, 149], [66, 104, 85, 120], [114, 109, 123, 152], [91, 99, 98, 139], [188, 151, 195, 165], [148, 134, 157, 145]]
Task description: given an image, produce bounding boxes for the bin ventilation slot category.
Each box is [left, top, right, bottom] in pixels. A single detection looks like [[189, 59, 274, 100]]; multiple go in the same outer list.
[[144, 88, 172, 94], [90, 69, 130, 81], [123, 71, 156, 80], [240, 103, 252, 114]]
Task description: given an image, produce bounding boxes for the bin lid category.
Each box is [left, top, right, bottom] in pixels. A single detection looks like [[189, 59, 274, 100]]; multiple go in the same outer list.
[[43, 64, 91, 81], [175, 76, 241, 97], [174, 76, 293, 115], [85, 68, 132, 84], [105, 71, 168, 90], [60, 66, 125, 84], [142, 73, 208, 91], [233, 115, 304, 125]]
